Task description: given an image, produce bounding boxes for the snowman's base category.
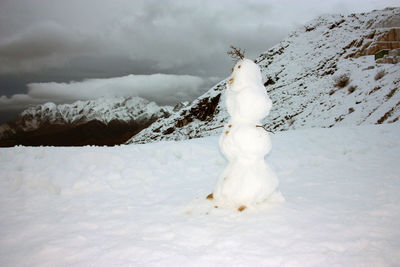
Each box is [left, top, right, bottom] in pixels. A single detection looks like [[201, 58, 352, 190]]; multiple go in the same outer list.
[[206, 193, 248, 212], [184, 191, 283, 216]]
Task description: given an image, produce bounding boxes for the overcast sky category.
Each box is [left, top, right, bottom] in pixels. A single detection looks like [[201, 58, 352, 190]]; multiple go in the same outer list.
[[0, 0, 398, 123]]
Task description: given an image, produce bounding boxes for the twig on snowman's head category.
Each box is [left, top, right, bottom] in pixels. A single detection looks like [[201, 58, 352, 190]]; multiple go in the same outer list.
[[227, 45, 246, 61]]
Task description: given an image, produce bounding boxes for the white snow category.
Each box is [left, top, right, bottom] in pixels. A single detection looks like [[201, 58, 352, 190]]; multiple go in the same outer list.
[[1, 124, 400, 266]]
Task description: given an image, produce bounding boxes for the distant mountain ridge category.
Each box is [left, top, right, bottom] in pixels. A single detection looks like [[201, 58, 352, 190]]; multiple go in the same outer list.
[[127, 7, 400, 144], [0, 97, 172, 146]]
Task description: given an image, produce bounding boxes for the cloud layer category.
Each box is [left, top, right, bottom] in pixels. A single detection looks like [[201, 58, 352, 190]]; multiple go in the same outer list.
[[0, 73, 215, 110]]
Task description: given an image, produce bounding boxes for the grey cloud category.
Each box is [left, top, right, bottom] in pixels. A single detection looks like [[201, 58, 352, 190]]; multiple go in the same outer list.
[[28, 74, 208, 103], [0, 94, 53, 111], [0, 21, 103, 73], [0, 0, 287, 76], [0, 73, 217, 112]]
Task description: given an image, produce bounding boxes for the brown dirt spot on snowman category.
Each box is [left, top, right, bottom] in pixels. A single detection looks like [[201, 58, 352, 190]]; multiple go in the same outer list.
[[238, 205, 247, 212]]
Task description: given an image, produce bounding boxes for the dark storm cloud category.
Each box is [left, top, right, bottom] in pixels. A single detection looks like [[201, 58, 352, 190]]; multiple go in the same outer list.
[[0, 0, 289, 77], [0, 21, 102, 74]]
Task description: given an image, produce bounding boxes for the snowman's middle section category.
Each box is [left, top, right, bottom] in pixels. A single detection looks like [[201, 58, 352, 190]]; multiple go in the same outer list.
[[214, 122, 277, 205]]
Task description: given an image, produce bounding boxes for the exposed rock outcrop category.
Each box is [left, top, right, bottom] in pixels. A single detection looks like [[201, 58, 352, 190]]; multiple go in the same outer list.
[[345, 8, 400, 58]]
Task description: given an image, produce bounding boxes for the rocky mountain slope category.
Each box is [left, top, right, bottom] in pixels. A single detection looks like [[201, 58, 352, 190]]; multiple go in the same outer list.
[[127, 7, 400, 144], [0, 97, 172, 146]]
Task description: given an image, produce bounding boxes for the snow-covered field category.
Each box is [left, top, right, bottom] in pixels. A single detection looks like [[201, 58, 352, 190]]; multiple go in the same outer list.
[[1, 124, 399, 266]]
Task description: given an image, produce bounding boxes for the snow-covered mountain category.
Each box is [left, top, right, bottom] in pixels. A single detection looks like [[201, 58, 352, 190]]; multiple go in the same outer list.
[[127, 7, 400, 144], [0, 97, 172, 146], [15, 97, 171, 130]]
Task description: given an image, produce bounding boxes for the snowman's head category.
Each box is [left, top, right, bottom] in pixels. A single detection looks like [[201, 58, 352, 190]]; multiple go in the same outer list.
[[228, 58, 262, 92]]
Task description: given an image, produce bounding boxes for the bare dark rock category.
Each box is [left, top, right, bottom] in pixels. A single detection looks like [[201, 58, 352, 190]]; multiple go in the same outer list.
[[163, 127, 175, 135], [189, 94, 221, 121], [0, 119, 158, 147]]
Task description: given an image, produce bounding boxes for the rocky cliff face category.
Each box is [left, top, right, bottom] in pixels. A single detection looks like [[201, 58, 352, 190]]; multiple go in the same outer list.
[[0, 97, 172, 146], [346, 18, 400, 58], [127, 7, 400, 144]]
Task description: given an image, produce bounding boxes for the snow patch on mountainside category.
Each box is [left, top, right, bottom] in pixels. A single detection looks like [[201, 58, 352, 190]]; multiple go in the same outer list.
[[128, 7, 400, 144]]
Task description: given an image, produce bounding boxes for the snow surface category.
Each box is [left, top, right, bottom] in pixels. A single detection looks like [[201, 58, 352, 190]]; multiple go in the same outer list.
[[1, 124, 400, 266]]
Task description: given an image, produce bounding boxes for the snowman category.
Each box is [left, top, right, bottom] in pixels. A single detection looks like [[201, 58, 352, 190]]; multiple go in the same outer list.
[[209, 52, 279, 211]]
